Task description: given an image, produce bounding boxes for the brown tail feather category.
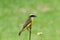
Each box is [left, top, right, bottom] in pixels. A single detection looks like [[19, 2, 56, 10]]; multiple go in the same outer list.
[[19, 30, 23, 36]]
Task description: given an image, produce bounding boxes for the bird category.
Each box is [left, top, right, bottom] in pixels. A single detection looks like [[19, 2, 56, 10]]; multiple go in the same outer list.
[[18, 13, 36, 36]]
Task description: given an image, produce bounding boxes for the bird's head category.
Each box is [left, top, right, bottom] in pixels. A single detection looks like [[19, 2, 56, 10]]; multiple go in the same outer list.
[[29, 13, 36, 17], [29, 13, 36, 22]]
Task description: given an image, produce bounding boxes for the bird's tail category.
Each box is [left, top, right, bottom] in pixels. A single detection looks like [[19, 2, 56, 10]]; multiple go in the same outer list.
[[19, 29, 23, 36]]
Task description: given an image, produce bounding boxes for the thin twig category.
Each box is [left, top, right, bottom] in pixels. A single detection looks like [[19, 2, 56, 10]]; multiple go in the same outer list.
[[29, 26, 31, 40]]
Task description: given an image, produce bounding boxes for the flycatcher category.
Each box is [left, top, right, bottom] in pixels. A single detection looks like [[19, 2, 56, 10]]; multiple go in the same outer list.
[[19, 13, 36, 36]]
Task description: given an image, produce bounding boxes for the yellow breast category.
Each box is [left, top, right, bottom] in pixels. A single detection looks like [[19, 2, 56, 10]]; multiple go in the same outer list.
[[31, 17, 34, 22]]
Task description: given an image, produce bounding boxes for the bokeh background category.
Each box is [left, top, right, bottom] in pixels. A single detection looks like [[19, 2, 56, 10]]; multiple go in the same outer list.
[[0, 0, 60, 40]]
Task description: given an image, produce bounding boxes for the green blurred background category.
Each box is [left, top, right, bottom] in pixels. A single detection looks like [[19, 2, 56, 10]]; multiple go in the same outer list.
[[0, 0, 60, 40]]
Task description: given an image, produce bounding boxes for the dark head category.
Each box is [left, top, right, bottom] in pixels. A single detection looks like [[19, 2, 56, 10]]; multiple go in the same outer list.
[[29, 13, 36, 17]]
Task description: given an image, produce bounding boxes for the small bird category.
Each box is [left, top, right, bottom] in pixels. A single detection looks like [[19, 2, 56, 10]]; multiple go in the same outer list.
[[18, 13, 36, 36]]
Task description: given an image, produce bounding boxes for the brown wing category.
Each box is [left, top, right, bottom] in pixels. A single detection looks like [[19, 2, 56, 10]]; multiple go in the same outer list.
[[22, 18, 31, 29], [19, 18, 31, 36]]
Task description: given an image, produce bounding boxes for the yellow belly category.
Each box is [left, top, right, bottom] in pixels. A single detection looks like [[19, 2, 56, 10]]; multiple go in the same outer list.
[[24, 17, 34, 31], [24, 23, 31, 30]]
